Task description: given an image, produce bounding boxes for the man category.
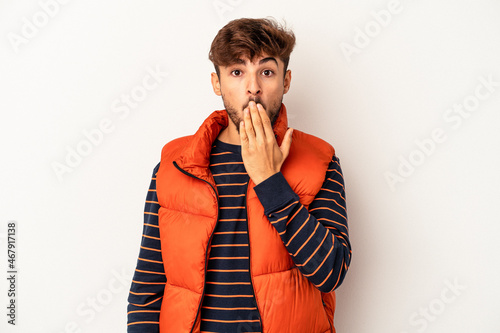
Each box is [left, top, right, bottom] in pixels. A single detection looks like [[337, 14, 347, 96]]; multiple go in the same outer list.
[[127, 18, 351, 333]]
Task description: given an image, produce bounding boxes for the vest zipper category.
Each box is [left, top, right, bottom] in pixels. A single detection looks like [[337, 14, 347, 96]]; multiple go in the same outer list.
[[173, 161, 219, 333], [323, 299, 334, 332], [244, 181, 264, 332]]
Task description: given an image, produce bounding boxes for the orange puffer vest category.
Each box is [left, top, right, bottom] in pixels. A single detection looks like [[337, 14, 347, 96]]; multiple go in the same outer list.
[[156, 104, 337, 333]]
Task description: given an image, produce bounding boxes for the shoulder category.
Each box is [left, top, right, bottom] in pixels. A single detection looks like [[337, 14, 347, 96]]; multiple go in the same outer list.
[[290, 129, 335, 162], [281, 130, 335, 203], [160, 135, 194, 162]]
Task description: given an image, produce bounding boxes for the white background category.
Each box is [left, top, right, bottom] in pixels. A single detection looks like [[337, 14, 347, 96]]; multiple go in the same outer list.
[[1, 0, 499, 332]]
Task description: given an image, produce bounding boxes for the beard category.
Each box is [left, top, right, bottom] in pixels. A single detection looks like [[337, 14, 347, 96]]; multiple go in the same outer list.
[[222, 94, 282, 133]]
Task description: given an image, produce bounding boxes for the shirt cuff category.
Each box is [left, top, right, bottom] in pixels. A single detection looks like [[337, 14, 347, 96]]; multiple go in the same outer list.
[[253, 172, 298, 216]]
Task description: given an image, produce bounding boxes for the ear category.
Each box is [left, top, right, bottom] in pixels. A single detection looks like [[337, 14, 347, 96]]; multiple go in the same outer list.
[[283, 69, 292, 94], [211, 72, 221, 96]]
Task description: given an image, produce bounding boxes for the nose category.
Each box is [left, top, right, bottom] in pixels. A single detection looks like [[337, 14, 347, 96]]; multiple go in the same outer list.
[[246, 73, 261, 97]]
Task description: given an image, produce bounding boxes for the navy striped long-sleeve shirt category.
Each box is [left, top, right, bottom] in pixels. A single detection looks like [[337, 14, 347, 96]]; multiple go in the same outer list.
[[127, 140, 351, 332]]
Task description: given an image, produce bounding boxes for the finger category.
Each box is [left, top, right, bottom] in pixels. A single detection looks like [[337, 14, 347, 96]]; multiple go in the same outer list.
[[248, 101, 266, 142], [239, 120, 249, 149], [257, 103, 274, 139], [243, 107, 256, 144], [280, 128, 294, 160]]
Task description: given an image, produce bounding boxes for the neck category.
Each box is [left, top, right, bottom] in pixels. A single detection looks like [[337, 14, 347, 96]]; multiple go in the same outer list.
[[217, 121, 241, 145]]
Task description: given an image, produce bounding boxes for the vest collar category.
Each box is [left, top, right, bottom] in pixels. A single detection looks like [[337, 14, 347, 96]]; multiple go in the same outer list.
[[176, 103, 289, 179]]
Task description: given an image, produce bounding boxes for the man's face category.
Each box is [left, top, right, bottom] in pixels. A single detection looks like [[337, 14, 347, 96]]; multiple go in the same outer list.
[[211, 54, 291, 132]]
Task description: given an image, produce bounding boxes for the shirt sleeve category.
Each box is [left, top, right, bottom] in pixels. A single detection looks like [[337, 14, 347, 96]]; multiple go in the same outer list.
[[253, 155, 351, 293], [127, 163, 166, 332]]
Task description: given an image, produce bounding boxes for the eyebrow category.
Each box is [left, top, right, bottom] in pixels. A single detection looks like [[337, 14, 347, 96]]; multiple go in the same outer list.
[[259, 57, 278, 66], [233, 57, 279, 67]]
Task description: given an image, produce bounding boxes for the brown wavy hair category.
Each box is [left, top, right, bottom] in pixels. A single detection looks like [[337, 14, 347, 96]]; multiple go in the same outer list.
[[209, 18, 296, 77]]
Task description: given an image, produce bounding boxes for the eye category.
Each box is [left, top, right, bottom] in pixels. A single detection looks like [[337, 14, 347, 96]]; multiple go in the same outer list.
[[262, 69, 274, 76], [231, 69, 242, 76]]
